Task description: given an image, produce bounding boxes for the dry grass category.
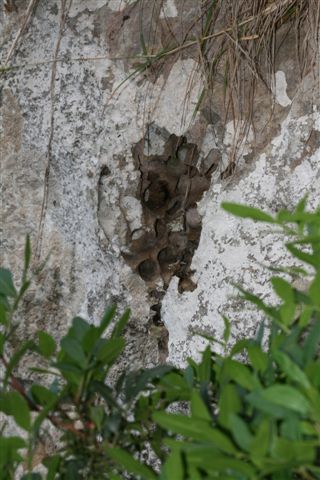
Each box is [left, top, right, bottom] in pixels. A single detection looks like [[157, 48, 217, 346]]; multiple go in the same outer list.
[[131, 0, 320, 163]]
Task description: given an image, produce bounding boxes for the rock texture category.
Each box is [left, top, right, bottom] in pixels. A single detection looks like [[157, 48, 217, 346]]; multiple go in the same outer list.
[[1, 0, 319, 371]]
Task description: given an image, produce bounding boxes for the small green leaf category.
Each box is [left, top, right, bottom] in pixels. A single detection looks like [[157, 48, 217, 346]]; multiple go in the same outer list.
[[124, 365, 173, 400], [70, 317, 90, 341], [22, 235, 31, 281], [273, 350, 310, 389], [229, 414, 253, 452], [303, 320, 320, 365], [43, 455, 60, 480], [218, 383, 242, 428], [247, 345, 268, 373], [95, 338, 124, 365], [222, 316, 231, 344], [31, 385, 57, 406], [286, 243, 320, 269], [191, 391, 211, 421], [60, 337, 87, 367], [97, 305, 116, 336], [222, 359, 260, 391], [247, 391, 294, 418], [198, 346, 212, 383], [309, 272, 320, 305], [222, 202, 274, 222], [89, 405, 105, 429], [37, 331, 56, 358], [0, 436, 26, 467], [106, 448, 157, 480], [271, 277, 295, 303], [0, 268, 17, 298], [160, 449, 184, 480], [0, 303, 8, 327], [260, 385, 310, 415], [0, 392, 31, 431], [153, 413, 237, 454], [251, 418, 270, 459], [186, 449, 256, 477], [271, 437, 315, 464]]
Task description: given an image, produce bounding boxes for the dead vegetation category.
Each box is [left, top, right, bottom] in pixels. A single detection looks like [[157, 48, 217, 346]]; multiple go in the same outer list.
[[129, 0, 319, 163]]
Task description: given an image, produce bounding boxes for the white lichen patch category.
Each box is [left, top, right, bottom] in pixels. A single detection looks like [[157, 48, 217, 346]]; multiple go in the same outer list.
[[160, 0, 178, 18], [272, 70, 292, 107], [162, 96, 320, 367]]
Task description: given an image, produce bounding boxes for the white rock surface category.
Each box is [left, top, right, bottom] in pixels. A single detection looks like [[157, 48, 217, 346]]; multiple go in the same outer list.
[[0, 0, 319, 373]]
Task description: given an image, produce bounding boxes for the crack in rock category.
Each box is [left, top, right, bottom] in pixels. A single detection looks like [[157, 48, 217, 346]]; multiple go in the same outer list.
[[119, 124, 221, 360]]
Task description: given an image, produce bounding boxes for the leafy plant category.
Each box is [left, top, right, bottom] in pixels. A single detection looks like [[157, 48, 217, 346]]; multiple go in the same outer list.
[[1, 198, 320, 479]]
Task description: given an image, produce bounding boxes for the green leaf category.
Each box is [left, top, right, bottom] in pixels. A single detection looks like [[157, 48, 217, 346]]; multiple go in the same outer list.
[[70, 316, 90, 341], [37, 331, 56, 358], [250, 418, 270, 459], [309, 272, 320, 305], [186, 449, 256, 477], [229, 414, 253, 452], [0, 303, 8, 327], [303, 320, 320, 365], [247, 391, 294, 418], [0, 333, 5, 356], [286, 243, 320, 269], [160, 449, 184, 480], [222, 316, 231, 344], [0, 392, 31, 431], [60, 337, 87, 368], [106, 448, 157, 480], [198, 346, 212, 382], [95, 338, 124, 365], [30, 385, 57, 406], [191, 391, 211, 421], [97, 305, 116, 336], [260, 385, 311, 415], [22, 235, 31, 282], [271, 277, 295, 303], [218, 383, 242, 428], [0, 436, 26, 468], [124, 365, 174, 400], [222, 359, 260, 390], [279, 302, 296, 326], [273, 350, 311, 389], [153, 413, 237, 454], [222, 202, 274, 222], [33, 390, 62, 435], [271, 437, 316, 464], [236, 285, 281, 324], [247, 345, 268, 373], [0, 268, 17, 297], [89, 405, 105, 429], [42, 455, 60, 480]]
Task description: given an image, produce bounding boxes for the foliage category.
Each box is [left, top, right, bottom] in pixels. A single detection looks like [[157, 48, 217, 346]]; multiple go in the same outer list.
[[0, 198, 320, 479]]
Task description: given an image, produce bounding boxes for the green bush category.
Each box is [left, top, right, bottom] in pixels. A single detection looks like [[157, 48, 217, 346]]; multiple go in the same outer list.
[[0, 198, 319, 479]]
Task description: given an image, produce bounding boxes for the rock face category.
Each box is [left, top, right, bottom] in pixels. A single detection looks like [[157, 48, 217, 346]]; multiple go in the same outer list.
[[1, 1, 319, 369]]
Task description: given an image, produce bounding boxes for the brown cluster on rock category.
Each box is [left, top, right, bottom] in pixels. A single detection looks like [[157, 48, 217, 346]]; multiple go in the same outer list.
[[122, 132, 220, 295]]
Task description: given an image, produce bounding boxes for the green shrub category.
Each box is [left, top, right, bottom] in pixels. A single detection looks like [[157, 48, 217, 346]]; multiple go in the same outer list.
[[0, 198, 319, 479]]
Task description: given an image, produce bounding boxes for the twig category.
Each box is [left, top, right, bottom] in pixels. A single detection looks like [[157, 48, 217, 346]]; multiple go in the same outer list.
[[4, 0, 39, 65], [35, 0, 70, 259], [1, 354, 87, 438]]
